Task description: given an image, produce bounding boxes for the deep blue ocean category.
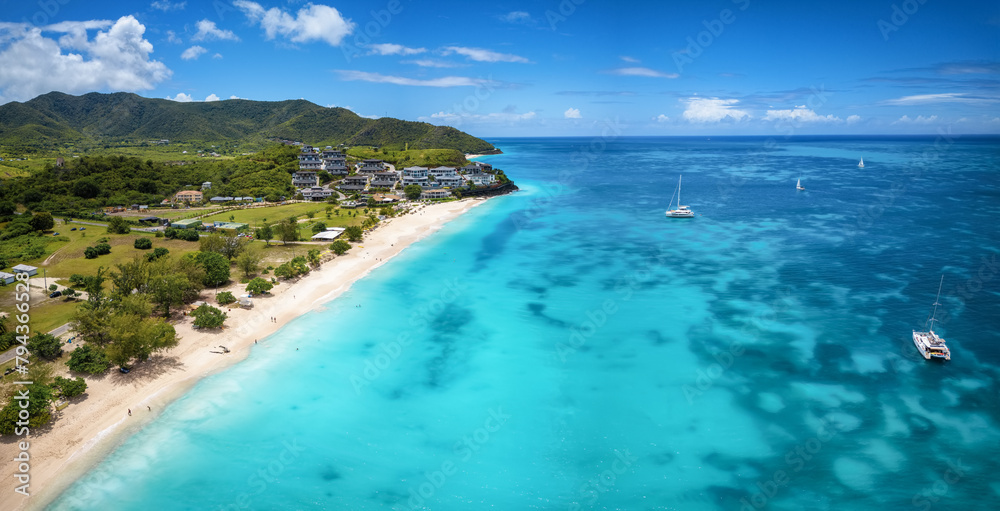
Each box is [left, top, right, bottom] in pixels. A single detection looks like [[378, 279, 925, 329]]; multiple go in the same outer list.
[[50, 136, 1000, 510]]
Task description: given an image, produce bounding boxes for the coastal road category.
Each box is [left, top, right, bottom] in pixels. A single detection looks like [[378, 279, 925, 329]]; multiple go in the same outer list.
[[0, 322, 74, 366]]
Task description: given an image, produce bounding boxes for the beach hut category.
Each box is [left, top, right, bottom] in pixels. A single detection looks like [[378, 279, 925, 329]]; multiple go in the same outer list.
[[238, 295, 253, 308]]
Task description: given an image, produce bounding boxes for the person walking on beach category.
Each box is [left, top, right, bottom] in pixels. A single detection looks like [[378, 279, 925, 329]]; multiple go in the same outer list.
[[147, 406, 151, 411], [127, 409, 131, 416]]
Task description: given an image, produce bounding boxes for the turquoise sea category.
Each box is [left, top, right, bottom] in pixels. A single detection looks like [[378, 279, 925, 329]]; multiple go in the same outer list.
[[51, 136, 1000, 510]]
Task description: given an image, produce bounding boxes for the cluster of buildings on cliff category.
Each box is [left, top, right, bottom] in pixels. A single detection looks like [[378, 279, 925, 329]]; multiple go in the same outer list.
[[291, 145, 498, 201]]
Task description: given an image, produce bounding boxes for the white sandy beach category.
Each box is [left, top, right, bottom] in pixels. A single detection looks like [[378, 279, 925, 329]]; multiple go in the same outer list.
[[1, 198, 488, 511]]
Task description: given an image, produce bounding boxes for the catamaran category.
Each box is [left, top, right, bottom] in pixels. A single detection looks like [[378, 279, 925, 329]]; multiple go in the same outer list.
[[665, 175, 694, 218], [912, 275, 951, 361], [796, 179, 805, 191], [858, 157, 865, 168]]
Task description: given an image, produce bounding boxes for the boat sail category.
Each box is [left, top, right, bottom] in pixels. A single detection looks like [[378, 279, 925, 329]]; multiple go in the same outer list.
[[858, 157, 865, 168], [912, 275, 951, 361], [796, 179, 805, 191], [665, 175, 694, 218]]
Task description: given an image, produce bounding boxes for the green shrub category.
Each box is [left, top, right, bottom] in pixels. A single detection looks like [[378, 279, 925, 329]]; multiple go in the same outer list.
[[66, 344, 111, 374], [217, 291, 236, 305], [134, 238, 153, 250], [84, 246, 98, 259]]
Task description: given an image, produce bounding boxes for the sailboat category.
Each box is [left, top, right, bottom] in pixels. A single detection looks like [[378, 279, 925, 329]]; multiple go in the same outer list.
[[665, 175, 694, 218], [796, 179, 805, 191], [858, 157, 865, 168], [912, 275, 951, 361]]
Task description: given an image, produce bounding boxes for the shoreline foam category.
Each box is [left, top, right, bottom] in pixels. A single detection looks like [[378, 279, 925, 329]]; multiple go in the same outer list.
[[1, 198, 489, 511]]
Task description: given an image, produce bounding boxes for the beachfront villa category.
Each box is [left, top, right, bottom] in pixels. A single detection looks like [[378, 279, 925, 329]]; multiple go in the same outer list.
[[461, 163, 497, 187], [421, 189, 450, 200], [339, 175, 370, 191], [371, 171, 400, 188], [293, 171, 319, 188], [402, 166, 430, 188], [357, 159, 385, 173], [436, 174, 465, 188], [429, 166, 457, 178], [301, 186, 334, 200], [175, 190, 203, 203]]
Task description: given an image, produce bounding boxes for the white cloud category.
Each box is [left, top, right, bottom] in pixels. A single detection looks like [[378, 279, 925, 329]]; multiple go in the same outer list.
[[181, 45, 207, 60], [212, 53, 223, 59], [682, 97, 750, 123], [165, 30, 182, 44], [0, 16, 171, 104], [846, 114, 861, 124], [608, 67, 678, 79], [763, 106, 841, 123], [620, 56, 640, 63], [336, 70, 494, 88], [881, 92, 994, 106], [205, 93, 220, 101], [424, 110, 536, 124], [166, 92, 193, 102], [403, 59, 462, 68], [564, 107, 581, 119], [192, 19, 239, 42], [441, 46, 529, 63], [654, 114, 670, 122], [367, 43, 425, 56], [499, 11, 533, 24], [235, 0, 354, 46], [892, 115, 939, 124], [151, 1, 186, 11], [230, 95, 241, 99]]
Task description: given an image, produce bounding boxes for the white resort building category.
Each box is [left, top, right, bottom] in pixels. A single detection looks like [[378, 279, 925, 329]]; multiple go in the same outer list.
[[401, 166, 430, 188]]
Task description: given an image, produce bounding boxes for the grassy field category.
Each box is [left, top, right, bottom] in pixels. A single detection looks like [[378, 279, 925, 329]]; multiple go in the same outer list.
[[42, 231, 201, 278], [200, 202, 335, 227]]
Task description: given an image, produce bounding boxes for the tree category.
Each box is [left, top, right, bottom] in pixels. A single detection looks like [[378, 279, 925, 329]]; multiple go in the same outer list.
[[236, 243, 263, 278], [110, 256, 150, 297], [0, 381, 52, 434], [245, 277, 273, 295], [194, 251, 230, 287], [134, 237, 153, 249], [344, 225, 363, 242], [330, 239, 351, 255], [51, 376, 87, 398], [404, 184, 422, 200], [217, 291, 236, 305], [107, 216, 131, 234], [255, 225, 274, 246], [105, 316, 178, 368], [83, 267, 107, 304], [94, 243, 111, 255], [66, 344, 110, 374], [30, 211, 55, 231], [63, 287, 77, 299], [191, 304, 227, 329], [307, 249, 321, 267], [275, 218, 298, 244], [49, 284, 58, 292], [27, 333, 63, 361], [311, 222, 328, 234], [147, 273, 190, 317], [146, 247, 170, 261], [0, 200, 16, 216], [73, 178, 100, 199], [306, 210, 316, 219]]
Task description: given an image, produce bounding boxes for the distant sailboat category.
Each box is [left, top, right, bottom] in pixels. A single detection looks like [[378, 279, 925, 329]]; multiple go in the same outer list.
[[796, 179, 805, 191], [665, 175, 694, 218], [858, 157, 865, 168]]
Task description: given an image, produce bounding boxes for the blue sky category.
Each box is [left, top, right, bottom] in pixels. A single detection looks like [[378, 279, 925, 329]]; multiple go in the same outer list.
[[0, 0, 997, 137]]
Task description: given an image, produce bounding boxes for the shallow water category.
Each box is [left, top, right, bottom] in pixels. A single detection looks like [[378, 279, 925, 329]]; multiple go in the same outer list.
[[51, 136, 1000, 510]]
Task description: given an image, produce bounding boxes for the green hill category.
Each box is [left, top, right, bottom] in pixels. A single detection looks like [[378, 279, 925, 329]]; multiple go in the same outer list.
[[0, 91, 497, 154]]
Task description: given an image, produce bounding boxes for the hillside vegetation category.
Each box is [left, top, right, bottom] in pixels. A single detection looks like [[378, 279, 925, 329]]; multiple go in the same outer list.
[[0, 92, 497, 154]]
